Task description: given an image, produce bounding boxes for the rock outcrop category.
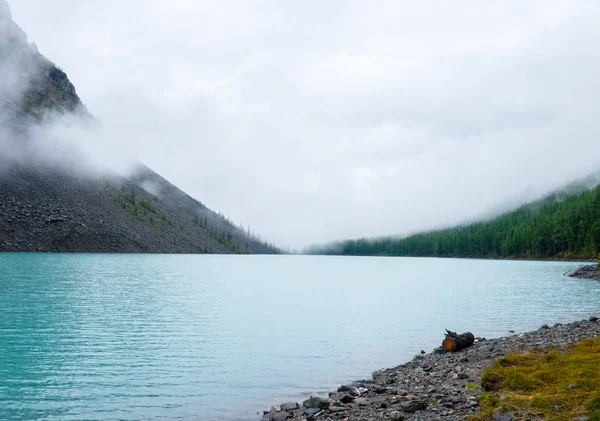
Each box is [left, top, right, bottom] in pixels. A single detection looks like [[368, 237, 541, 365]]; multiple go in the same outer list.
[[565, 265, 600, 281]]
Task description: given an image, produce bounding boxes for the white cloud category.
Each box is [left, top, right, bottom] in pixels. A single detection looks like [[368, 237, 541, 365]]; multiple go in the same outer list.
[[9, 0, 600, 248]]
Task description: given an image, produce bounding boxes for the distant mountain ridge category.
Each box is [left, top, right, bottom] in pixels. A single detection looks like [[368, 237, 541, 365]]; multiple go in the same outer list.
[[0, 1, 277, 254], [313, 174, 600, 260]]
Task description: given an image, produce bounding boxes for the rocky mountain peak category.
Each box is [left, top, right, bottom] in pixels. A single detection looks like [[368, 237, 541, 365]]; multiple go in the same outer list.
[[0, 0, 29, 51], [0, 0, 86, 120]]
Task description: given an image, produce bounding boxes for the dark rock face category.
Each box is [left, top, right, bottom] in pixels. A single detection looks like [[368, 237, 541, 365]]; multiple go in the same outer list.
[[0, 0, 88, 119], [0, 162, 277, 254], [565, 265, 600, 281]]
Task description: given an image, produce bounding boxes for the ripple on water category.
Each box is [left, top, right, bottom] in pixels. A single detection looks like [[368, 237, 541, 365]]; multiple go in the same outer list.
[[0, 254, 597, 420]]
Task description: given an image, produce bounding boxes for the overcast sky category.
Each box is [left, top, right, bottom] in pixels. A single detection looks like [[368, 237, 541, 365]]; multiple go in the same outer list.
[[9, 1, 600, 248]]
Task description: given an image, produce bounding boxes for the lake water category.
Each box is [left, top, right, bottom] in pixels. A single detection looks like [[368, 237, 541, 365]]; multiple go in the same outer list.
[[1, 254, 598, 420]]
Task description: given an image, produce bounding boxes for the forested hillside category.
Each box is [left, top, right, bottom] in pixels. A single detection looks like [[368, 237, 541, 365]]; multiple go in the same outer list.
[[316, 183, 600, 260]]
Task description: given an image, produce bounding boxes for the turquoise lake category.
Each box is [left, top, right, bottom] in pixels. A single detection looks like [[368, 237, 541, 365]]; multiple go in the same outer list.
[[1, 254, 598, 420]]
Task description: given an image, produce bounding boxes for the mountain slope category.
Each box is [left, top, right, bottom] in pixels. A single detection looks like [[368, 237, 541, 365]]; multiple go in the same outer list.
[[313, 179, 600, 260], [0, 1, 277, 254]]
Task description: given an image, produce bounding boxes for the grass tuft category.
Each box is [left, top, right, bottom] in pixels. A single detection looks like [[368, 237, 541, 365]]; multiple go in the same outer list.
[[470, 337, 600, 421]]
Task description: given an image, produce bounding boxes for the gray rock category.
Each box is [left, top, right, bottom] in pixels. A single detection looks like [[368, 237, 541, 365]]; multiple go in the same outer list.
[[401, 400, 427, 413], [302, 396, 330, 410], [280, 402, 299, 411], [567, 382, 578, 391], [389, 410, 405, 421], [272, 412, 289, 421], [339, 394, 354, 404], [566, 265, 600, 280], [302, 407, 320, 416]]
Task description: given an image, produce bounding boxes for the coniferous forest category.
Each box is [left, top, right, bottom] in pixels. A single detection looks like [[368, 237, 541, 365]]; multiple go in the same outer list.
[[316, 183, 600, 260]]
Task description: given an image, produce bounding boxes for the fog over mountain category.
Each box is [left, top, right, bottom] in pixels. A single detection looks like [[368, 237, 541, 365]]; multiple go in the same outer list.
[[0, 1, 277, 254], [10, 1, 600, 248]]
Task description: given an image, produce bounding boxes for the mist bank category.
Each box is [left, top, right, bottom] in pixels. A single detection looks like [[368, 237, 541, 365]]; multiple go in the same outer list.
[[0, 0, 279, 255], [311, 176, 600, 260]]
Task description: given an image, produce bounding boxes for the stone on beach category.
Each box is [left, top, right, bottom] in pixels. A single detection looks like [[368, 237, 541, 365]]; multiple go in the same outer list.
[[302, 396, 330, 409], [280, 402, 299, 411]]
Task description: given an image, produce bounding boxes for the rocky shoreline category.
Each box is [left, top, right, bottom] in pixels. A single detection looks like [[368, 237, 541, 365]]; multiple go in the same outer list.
[[260, 317, 600, 421], [565, 264, 600, 281]]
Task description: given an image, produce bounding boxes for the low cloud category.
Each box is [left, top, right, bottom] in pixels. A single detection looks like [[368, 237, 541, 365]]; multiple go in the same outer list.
[[9, 1, 600, 248]]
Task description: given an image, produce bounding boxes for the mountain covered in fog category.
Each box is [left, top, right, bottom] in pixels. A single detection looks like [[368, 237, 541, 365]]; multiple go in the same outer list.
[[313, 173, 600, 260], [0, 1, 277, 254]]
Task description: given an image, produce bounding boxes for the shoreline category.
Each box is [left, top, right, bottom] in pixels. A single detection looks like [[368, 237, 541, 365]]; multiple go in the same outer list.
[[260, 316, 600, 421], [311, 254, 596, 263]]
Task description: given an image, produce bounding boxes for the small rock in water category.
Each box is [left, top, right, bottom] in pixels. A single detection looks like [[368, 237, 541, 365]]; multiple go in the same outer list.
[[540, 324, 550, 330], [590, 316, 598, 322], [420, 349, 426, 354]]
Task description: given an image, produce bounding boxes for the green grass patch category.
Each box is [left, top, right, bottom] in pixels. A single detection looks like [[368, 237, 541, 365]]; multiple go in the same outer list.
[[139, 199, 156, 214], [470, 337, 600, 421]]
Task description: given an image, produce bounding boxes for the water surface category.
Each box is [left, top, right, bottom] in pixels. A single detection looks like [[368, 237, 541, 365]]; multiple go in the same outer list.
[[1, 254, 598, 420]]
